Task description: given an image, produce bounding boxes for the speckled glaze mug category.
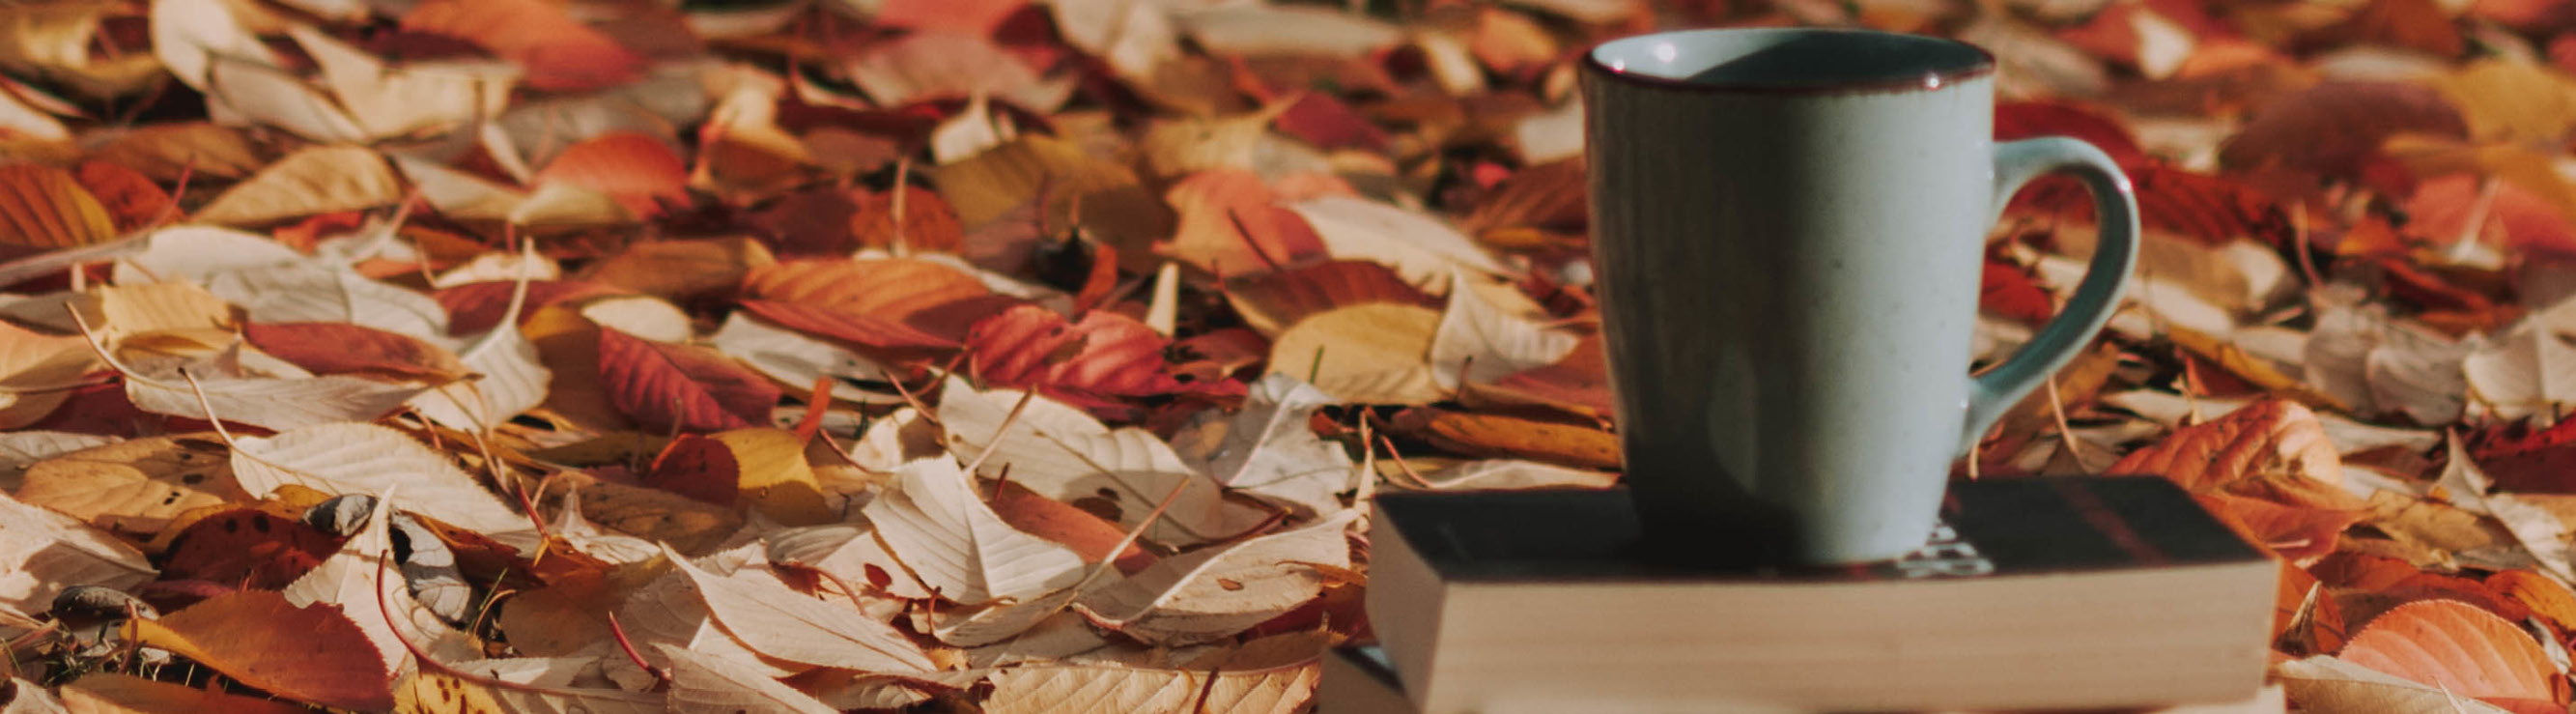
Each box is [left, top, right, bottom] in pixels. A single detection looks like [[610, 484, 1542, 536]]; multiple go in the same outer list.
[[1582, 28, 2139, 566]]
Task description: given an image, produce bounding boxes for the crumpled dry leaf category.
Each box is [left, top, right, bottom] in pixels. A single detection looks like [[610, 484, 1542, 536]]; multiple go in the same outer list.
[[2433, 433, 2576, 581], [665, 545, 938, 673], [0, 490, 152, 623], [1171, 374, 1353, 516], [937, 377, 1269, 546], [658, 644, 837, 714]]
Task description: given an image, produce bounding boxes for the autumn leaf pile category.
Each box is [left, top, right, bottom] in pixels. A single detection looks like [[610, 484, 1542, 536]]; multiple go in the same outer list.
[[5, 0, 2576, 709]]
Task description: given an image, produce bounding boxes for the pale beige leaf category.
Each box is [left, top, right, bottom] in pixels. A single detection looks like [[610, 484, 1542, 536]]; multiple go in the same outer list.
[[0, 431, 120, 480], [1172, 374, 1352, 516], [1050, 0, 1178, 82], [510, 181, 633, 227], [0, 321, 100, 392], [439, 658, 667, 713], [578, 295, 693, 344], [982, 660, 1317, 714], [658, 644, 838, 714], [4, 676, 68, 714], [2436, 433, 2576, 581], [1289, 196, 1505, 293], [113, 344, 433, 432], [287, 26, 516, 140], [229, 422, 530, 534], [204, 57, 367, 144], [1265, 303, 1445, 405], [1410, 459, 1620, 491], [413, 300, 552, 432], [2274, 655, 2514, 714], [281, 491, 477, 676], [1174, 5, 1401, 58], [764, 524, 933, 601], [665, 545, 938, 673], [864, 457, 1088, 605], [147, 0, 276, 90], [1074, 510, 1355, 645], [929, 95, 1017, 165], [0, 89, 66, 142], [2305, 303, 2469, 424], [390, 154, 531, 221], [192, 145, 403, 226], [708, 313, 896, 405], [928, 586, 1087, 647], [433, 250, 559, 289], [89, 281, 237, 339], [109, 226, 306, 286], [204, 262, 452, 344], [0, 491, 153, 623], [612, 568, 788, 676], [937, 377, 1268, 546], [2464, 321, 2576, 423], [1429, 273, 1578, 389]]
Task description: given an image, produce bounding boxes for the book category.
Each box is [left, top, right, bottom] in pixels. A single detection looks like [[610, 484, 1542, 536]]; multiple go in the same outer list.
[[1363, 475, 2278, 714], [1317, 645, 2290, 714]]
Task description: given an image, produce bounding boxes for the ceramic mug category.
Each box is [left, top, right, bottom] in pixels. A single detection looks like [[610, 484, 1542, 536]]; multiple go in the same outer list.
[[1582, 28, 2139, 566]]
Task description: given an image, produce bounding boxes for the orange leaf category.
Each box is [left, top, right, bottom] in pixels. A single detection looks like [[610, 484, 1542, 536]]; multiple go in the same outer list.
[[58, 673, 310, 714], [2107, 398, 2367, 512], [73, 161, 175, 231], [990, 478, 1156, 574], [532, 131, 691, 218], [400, 0, 644, 91], [0, 163, 116, 252], [122, 590, 395, 711], [598, 328, 779, 434], [243, 322, 468, 383], [1459, 158, 1584, 238], [2193, 491, 2358, 562], [739, 258, 1021, 349], [2014, 163, 2293, 246], [2276, 561, 2349, 655], [1160, 168, 1328, 275], [1385, 407, 1622, 471], [2339, 599, 2562, 711], [849, 186, 964, 254], [2490, 569, 2576, 638], [2404, 174, 2576, 257]]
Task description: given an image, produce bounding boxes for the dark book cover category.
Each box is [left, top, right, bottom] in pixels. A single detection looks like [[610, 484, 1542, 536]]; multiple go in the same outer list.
[[1373, 474, 2266, 583]]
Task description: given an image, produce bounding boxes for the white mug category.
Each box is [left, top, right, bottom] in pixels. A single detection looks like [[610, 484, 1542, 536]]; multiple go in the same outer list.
[[1582, 28, 2140, 565]]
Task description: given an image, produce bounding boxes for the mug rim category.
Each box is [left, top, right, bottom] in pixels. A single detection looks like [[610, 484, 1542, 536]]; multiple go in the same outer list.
[[1583, 28, 1996, 95]]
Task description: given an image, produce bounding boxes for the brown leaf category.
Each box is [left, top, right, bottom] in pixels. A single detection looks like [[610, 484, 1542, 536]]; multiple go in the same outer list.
[[849, 186, 965, 254], [1459, 158, 1585, 239], [0, 163, 115, 255], [2219, 81, 2468, 179], [598, 328, 780, 434], [1386, 407, 1620, 471], [123, 590, 395, 711], [242, 322, 469, 383], [56, 673, 308, 714], [580, 237, 777, 301], [1159, 168, 1328, 275], [1223, 260, 1438, 337], [15, 435, 246, 539]]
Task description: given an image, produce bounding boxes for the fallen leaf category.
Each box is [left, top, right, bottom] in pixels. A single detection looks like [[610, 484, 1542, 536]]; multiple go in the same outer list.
[[740, 258, 1020, 350], [598, 327, 780, 434], [2274, 654, 2518, 714], [401, 0, 646, 91], [937, 377, 1270, 545], [123, 589, 395, 711], [2107, 397, 2365, 511], [2220, 81, 2468, 178], [1172, 374, 1354, 516], [0, 164, 115, 255], [15, 435, 245, 538], [0, 490, 153, 623], [1289, 195, 1505, 293], [2339, 598, 2562, 711], [665, 545, 938, 673], [228, 421, 531, 535], [979, 653, 1317, 714], [533, 132, 693, 218], [55, 673, 307, 714], [1223, 260, 1437, 337], [1075, 510, 1354, 645], [190, 145, 404, 227], [1265, 302, 1445, 405], [658, 644, 838, 714], [863, 457, 1089, 605], [1159, 168, 1327, 275]]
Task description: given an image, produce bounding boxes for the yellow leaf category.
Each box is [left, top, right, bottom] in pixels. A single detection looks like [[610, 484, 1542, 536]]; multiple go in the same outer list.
[[710, 427, 835, 526]]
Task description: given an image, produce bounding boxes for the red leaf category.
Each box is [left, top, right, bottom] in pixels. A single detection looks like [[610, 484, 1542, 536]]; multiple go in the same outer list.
[[2220, 81, 2467, 179], [739, 258, 1022, 349], [1482, 333, 1614, 418], [2469, 417, 2576, 493], [2014, 163, 2294, 246], [643, 434, 740, 506], [962, 305, 1242, 414], [750, 186, 862, 257], [1272, 92, 1390, 154], [73, 161, 174, 231], [242, 322, 467, 383], [1996, 100, 2149, 166], [2403, 174, 2576, 258], [401, 0, 645, 91], [127, 590, 395, 712], [532, 131, 692, 218], [435, 279, 627, 335], [598, 328, 780, 434], [2340, 599, 2562, 710], [2193, 491, 2359, 562], [1980, 258, 2056, 324], [1160, 168, 1328, 275], [2310, 551, 2424, 591], [1221, 260, 1438, 335], [158, 509, 342, 590]]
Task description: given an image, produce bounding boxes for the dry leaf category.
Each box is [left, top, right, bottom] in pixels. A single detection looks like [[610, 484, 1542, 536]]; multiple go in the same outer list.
[[0, 491, 152, 622], [657, 644, 837, 714], [191, 145, 403, 227], [1265, 302, 1445, 405], [863, 457, 1089, 605], [15, 435, 244, 538], [598, 328, 780, 434], [1172, 374, 1354, 516], [2339, 599, 2562, 710], [228, 421, 531, 535], [937, 377, 1270, 546], [122, 590, 395, 711], [665, 545, 939, 673], [980, 657, 1317, 714], [1074, 510, 1355, 645]]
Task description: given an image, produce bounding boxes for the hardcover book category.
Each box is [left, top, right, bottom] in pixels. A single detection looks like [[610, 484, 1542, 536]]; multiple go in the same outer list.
[[1361, 475, 2278, 713]]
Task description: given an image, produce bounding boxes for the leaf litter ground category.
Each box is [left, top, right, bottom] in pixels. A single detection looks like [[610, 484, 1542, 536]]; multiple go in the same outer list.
[[6, 0, 2576, 710]]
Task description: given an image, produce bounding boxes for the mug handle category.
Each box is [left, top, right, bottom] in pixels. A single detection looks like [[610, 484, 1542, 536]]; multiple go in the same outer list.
[[1959, 137, 2140, 456]]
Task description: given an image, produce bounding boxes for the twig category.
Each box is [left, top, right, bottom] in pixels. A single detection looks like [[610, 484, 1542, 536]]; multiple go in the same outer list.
[[2046, 376, 2086, 469], [603, 613, 671, 686], [961, 388, 1040, 477]]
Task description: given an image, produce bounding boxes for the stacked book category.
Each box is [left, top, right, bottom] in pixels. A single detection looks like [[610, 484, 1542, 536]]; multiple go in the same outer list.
[[1331, 475, 2281, 713]]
